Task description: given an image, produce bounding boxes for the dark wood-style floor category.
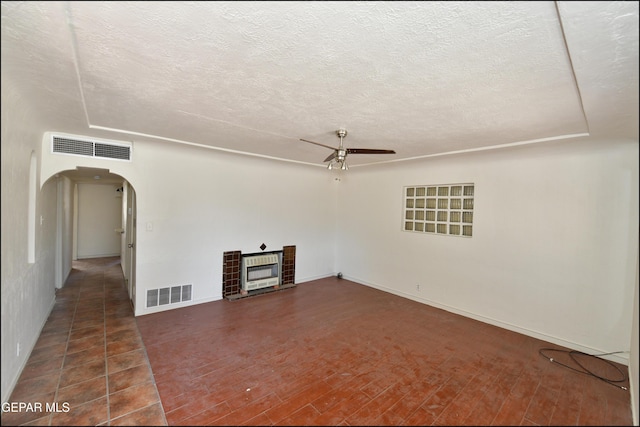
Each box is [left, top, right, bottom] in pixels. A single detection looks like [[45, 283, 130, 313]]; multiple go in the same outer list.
[[2, 257, 633, 426]]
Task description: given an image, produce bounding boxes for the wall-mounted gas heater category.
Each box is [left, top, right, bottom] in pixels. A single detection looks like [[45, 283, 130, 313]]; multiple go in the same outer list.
[[241, 253, 281, 291]]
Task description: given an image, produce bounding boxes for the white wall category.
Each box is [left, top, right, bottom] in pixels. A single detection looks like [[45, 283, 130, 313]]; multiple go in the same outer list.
[[130, 141, 337, 314], [76, 182, 123, 259], [336, 138, 639, 366], [54, 175, 74, 288], [1, 80, 58, 403]]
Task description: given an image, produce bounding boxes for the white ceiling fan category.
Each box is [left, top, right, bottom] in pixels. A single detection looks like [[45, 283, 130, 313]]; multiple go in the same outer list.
[[300, 129, 396, 170]]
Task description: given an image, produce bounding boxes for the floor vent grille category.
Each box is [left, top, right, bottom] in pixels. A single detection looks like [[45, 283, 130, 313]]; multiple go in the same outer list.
[[52, 135, 131, 161], [147, 284, 192, 308]]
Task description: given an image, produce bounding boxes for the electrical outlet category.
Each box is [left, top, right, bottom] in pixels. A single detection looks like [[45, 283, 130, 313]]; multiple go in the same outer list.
[[17, 342, 20, 357], [416, 284, 420, 291]]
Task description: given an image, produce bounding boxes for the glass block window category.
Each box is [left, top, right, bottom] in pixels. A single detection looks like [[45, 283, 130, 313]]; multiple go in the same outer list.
[[403, 184, 474, 237]]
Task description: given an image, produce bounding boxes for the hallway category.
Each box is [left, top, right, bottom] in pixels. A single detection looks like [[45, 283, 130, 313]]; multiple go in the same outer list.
[[1, 257, 166, 426]]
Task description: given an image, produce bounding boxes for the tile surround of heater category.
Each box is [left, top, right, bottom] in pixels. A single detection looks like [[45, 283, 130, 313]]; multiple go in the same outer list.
[[223, 245, 296, 300]]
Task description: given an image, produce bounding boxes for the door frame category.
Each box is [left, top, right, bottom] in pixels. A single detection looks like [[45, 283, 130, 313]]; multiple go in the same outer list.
[[125, 185, 137, 311]]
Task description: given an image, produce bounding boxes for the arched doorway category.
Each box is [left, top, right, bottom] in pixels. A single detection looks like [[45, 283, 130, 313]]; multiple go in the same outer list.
[[51, 167, 137, 309]]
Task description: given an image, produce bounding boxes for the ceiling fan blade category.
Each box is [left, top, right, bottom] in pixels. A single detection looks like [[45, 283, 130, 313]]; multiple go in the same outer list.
[[346, 148, 396, 155], [300, 138, 337, 151], [324, 151, 337, 162]]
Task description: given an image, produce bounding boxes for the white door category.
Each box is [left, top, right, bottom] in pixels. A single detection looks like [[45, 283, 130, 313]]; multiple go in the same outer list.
[[126, 186, 137, 311]]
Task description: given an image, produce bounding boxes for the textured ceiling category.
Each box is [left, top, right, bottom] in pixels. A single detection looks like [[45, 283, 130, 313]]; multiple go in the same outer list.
[[1, 1, 638, 169]]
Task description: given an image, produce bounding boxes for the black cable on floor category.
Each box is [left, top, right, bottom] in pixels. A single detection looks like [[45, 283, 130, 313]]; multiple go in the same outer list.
[[538, 347, 628, 390]]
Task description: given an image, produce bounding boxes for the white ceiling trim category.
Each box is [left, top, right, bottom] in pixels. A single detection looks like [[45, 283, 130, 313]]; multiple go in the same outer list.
[[358, 132, 592, 168], [88, 124, 322, 168]]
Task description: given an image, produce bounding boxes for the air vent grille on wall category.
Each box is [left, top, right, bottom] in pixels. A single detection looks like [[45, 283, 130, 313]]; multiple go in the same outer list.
[[52, 135, 131, 161], [146, 284, 192, 308]]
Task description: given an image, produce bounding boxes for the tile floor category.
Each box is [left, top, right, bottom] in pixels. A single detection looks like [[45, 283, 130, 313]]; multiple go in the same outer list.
[[1, 257, 166, 426], [2, 257, 634, 426]]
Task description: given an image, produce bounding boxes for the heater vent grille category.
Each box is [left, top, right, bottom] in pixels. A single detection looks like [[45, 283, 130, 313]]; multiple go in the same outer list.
[[241, 253, 281, 291], [52, 135, 131, 161], [147, 284, 192, 308]]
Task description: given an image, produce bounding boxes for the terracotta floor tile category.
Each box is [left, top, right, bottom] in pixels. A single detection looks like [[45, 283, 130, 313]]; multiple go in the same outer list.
[[32, 332, 68, 350], [106, 335, 144, 357], [107, 328, 141, 343], [19, 356, 64, 381], [50, 396, 108, 426], [56, 376, 107, 407], [0, 395, 56, 426], [70, 316, 104, 331], [58, 359, 106, 388], [107, 348, 148, 374], [66, 334, 105, 355], [108, 364, 155, 393], [26, 343, 67, 365], [62, 344, 106, 367], [41, 319, 72, 334], [16, 414, 52, 426], [9, 373, 60, 402], [108, 381, 162, 419], [109, 403, 167, 426], [72, 311, 104, 323], [106, 317, 138, 334]]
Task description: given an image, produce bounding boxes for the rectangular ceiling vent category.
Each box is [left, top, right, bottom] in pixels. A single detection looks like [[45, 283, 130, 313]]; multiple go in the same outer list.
[[51, 135, 131, 161]]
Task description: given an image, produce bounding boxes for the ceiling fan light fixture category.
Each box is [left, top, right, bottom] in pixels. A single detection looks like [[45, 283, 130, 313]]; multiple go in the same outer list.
[[327, 159, 348, 170], [301, 128, 395, 171]]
